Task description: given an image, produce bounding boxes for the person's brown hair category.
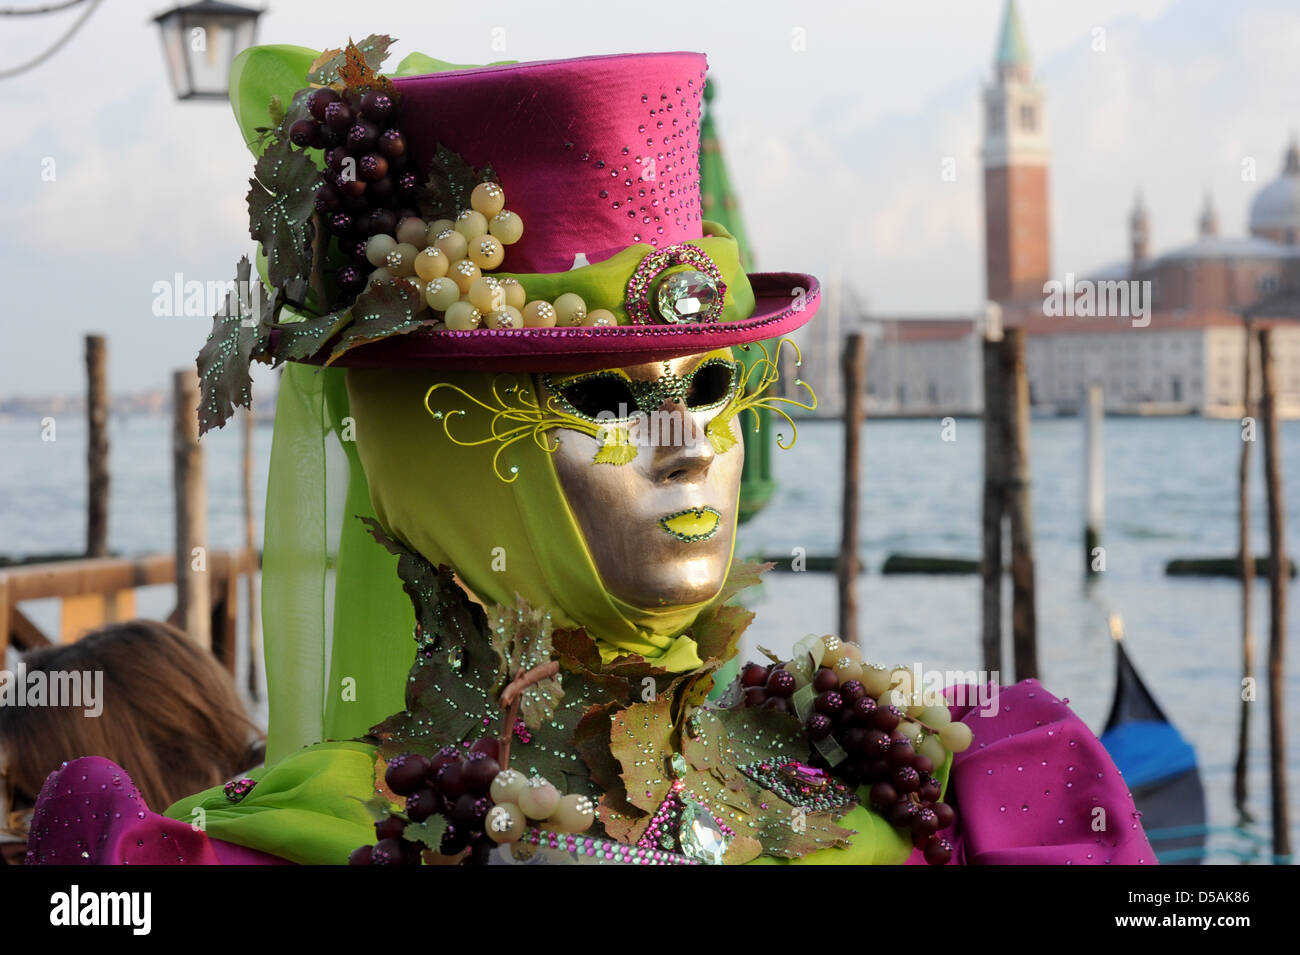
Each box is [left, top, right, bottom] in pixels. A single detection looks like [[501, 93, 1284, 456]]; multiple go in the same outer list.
[[0, 619, 264, 811]]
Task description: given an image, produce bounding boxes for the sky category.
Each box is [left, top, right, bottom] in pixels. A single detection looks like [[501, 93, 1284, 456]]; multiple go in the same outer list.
[[2, 0, 1299, 399]]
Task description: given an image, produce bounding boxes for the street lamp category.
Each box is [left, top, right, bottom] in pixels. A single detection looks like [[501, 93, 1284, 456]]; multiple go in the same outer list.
[[153, 1, 261, 101]]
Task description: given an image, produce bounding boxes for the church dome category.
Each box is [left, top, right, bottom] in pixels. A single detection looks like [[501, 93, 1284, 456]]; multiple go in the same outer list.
[[1249, 139, 1300, 238]]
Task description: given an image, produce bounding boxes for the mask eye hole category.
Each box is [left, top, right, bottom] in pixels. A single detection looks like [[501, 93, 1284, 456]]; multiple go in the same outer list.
[[686, 362, 735, 409], [557, 375, 638, 419]]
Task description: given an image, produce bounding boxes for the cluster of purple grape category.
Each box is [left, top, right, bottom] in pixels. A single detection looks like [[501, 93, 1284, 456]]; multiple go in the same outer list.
[[348, 738, 502, 866], [740, 660, 957, 865], [287, 85, 418, 300], [738, 660, 800, 713]]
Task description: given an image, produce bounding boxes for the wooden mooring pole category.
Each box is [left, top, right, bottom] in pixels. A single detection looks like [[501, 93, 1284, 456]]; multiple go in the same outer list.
[[1257, 327, 1290, 860], [173, 369, 210, 650], [1084, 382, 1104, 576], [1235, 323, 1256, 818], [980, 324, 1005, 676], [1005, 329, 1038, 681], [838, 332, 867, 645], [85, 335, 109, 558]]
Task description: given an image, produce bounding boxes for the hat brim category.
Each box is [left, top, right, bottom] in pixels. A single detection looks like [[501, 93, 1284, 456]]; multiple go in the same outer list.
[[288, 272, 818, 372]]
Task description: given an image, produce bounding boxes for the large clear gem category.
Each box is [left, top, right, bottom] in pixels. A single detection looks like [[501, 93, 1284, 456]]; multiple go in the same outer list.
[[655, 269, 719, 324], [677, 798, 729, 865]]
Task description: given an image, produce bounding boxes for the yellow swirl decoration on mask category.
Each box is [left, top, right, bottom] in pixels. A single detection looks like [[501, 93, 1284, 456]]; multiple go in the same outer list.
[[424, 375, 625, 483], [424, 337, 816, 482], [705, 338, 818, 454]]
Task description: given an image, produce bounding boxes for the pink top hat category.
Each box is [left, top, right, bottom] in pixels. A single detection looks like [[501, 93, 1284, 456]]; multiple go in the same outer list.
[[393, 52, 710, 274], [309, 50, 822, 371]]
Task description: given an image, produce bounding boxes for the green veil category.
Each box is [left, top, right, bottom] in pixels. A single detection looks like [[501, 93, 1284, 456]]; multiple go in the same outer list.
[[260, 362, 412, 764]]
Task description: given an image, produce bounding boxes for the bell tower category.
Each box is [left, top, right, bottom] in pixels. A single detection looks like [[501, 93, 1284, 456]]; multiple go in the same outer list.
[[982, 0, 1051, 304], [1130, 192, 1149, 267]]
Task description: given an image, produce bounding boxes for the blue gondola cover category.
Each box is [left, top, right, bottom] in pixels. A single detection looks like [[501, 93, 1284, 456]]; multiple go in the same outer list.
[[1100, 720, 1198, 792]]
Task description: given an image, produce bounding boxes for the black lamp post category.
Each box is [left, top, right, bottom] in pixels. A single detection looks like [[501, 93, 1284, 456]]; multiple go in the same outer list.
[[153, 1, 261, 100]]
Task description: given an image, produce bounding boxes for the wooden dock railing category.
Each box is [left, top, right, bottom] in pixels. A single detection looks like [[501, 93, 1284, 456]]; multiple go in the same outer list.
[[0, 548, 259, 676]]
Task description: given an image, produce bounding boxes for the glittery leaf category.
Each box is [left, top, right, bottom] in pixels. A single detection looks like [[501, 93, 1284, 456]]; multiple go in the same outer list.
[[707, 703, 806, 765], [355, 792, 399, 824], [552, 627, 606, 674], [676, 667, 724, 711], [269, 87, 312, 149], [266, 94, 286, 128], [687, 605, 752, 694], [325, 278, 426, 363], [715, 558, 772, 607], [507, 652, 623, 798], [357, 517, 452, 638], [307, 35, 394, 89], [196, 256, 276, 435], [305, 47, 344, 85], [603, 695, 840, 861], [573, 701, 626, 795], [724, 835, 763, 863], [402, 816, 447, 851], [246, 136, 320, 290], [597, 796, 648, 845], [609, 696, 676, 815], [754, 802, 857, 858], [417, 144, 496, 222], [681, 706, 855, 859], [485, 598, 562, 727], [361, 518, 503, 750], [362, 520, 608, 800], [573, 700, 647, 842], [271, 308, 351, 363]]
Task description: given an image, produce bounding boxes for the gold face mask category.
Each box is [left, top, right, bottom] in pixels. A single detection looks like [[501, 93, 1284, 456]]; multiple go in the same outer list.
[[422, 339, 815, 615], [545, 351, 746, 610]]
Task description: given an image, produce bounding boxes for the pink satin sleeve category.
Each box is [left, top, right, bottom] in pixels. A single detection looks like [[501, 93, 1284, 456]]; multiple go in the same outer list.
[[905, 679, 1157, 865], [24, 757, 291, 866]]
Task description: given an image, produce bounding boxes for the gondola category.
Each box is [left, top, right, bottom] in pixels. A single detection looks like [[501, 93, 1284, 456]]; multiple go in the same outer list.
[[1099, 615, 1208, 864]]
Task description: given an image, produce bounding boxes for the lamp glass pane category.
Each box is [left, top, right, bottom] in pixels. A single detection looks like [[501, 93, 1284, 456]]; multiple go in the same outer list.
[[156, 12, 192, 99], [181, 14, 239, 97]]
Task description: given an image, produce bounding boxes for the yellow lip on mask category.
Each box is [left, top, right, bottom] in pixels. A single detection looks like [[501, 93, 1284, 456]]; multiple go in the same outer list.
[[659, 506, 721, 542]]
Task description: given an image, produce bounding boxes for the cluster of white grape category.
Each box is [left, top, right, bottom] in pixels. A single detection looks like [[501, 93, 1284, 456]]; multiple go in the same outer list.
[[481, 769, 596, 845], [363, 181, 615, 331]]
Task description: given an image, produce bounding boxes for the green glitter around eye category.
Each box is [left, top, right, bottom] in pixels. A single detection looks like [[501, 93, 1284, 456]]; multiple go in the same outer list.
[[542, 370, 641, 423], [545, 358, 743, 421]]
